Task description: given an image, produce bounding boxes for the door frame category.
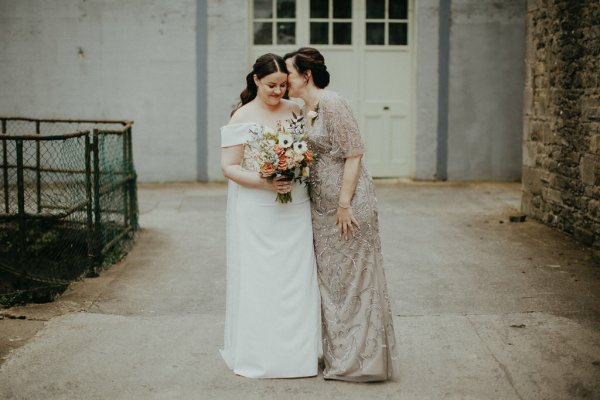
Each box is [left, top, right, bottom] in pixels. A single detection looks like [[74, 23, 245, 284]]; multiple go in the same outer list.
[[247, 0, 417, 178]]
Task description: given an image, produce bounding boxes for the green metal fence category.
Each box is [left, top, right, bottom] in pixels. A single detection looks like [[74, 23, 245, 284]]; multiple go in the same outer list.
[[0, 117, 138, 305]]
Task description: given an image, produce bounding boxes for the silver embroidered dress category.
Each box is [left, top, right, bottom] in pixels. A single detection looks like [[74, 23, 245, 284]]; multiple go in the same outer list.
[[307, 91, 398, 381]]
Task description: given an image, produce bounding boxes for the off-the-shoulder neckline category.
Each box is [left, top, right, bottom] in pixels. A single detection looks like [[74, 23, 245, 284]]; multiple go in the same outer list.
[[222, 122, 258, 128], [222, 122, 277, 130]]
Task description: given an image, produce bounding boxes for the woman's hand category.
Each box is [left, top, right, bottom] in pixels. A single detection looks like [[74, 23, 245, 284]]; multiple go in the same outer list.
[[336, 206, 359, 240], [271, 175, 293, 194]]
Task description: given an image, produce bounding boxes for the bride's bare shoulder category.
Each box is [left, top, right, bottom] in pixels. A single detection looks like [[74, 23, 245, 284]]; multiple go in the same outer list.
[[229, 102, 255, 124]]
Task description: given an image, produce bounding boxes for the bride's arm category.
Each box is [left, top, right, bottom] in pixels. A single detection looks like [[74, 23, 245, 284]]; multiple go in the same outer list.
[[221, 145, 291, 193], [221, 145, 268, 189]]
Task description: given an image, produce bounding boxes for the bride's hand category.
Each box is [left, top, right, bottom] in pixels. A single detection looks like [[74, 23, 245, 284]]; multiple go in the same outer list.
[[271, 176, 292, 194], [336, 206, 359, 240]]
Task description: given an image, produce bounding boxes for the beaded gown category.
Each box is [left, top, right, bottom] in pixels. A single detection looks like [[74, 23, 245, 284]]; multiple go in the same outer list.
[[220, 122, 320, 378], [306, 91, 398, 381]]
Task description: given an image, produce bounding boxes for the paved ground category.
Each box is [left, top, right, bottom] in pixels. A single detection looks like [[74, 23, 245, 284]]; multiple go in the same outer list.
[[1, 181, 599, 400]]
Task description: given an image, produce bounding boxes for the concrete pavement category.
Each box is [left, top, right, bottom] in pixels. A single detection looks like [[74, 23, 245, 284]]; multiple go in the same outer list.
[[1, 181, 599, 399]]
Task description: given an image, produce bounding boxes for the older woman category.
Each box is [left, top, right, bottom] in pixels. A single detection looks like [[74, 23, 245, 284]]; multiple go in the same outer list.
[[284, 47, 398, 382]]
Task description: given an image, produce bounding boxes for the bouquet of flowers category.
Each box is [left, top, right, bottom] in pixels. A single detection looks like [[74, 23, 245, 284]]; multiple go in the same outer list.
[[244, 113, 313, 203]]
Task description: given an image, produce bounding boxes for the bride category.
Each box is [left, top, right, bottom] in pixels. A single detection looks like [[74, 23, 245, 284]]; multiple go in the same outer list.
[[219, 53, 320, 378]]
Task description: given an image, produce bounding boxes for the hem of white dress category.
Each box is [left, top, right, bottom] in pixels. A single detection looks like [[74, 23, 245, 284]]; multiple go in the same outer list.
[[233, 368, 318, 379], [222, 348, 319, 379]]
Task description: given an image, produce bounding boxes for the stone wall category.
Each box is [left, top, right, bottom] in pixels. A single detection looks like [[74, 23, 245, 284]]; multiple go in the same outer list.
[[522, 0, 600, 260]]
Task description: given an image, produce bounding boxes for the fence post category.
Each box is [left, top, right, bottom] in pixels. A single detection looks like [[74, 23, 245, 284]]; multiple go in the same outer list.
[[92, 129, 102, 260], [85, 133, 94, 258], [122, 128, 129, 230], [1, 119, 8, 213], [15, 139, 26, 259], [35, 121, 41, 213], [127, 126, 137, 230]]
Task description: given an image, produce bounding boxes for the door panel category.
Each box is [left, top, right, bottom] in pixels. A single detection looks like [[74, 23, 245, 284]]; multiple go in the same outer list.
[[361, 47, 411, 176], [359, 0, 412, 177], [362, 100, 409, 176]]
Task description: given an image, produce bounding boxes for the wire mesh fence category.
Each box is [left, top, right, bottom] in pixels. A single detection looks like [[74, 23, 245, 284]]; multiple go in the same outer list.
[[0, 117, 138, 305]]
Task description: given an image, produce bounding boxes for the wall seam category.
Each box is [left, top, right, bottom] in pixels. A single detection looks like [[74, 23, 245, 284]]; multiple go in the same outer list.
[[436, 0, 450, 180], [196, 0, 208, 181]]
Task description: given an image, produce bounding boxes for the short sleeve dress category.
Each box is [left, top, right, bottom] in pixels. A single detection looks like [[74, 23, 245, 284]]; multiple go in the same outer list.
[[306, 91, 398, 381]]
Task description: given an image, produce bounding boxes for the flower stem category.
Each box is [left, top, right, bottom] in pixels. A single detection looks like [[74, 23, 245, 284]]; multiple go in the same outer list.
[[276, 192, 292, 203]]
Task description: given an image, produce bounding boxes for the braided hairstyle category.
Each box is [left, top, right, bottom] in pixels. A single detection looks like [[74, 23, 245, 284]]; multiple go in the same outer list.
[[283, 47, 330, 89], [232, 53, 288, 116]]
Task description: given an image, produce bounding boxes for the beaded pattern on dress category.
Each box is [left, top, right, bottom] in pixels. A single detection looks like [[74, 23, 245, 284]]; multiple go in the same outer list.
[[306, 91, 398, 381]]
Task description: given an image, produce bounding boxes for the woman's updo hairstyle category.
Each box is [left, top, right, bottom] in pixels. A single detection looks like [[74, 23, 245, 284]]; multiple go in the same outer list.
[[284, 47, 330, 89], [232, 53, 288, 115]]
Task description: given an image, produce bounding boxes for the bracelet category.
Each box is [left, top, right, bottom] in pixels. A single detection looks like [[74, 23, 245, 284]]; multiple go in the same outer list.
[[338, 201, 351, 209]]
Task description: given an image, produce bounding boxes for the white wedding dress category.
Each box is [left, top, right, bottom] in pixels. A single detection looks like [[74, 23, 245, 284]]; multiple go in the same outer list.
[[220, 122, 320, 378]]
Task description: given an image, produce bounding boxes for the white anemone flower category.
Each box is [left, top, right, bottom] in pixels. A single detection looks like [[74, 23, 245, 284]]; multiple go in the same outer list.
[[279, 133, 294, 148], [293, 141, 308, 154]]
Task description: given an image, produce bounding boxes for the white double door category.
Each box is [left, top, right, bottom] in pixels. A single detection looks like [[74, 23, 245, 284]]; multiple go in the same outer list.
[[250, 0, 414, 178]]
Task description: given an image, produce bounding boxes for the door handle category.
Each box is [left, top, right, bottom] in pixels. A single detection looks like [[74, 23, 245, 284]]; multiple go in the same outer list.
[[383, 106, 390, 110]]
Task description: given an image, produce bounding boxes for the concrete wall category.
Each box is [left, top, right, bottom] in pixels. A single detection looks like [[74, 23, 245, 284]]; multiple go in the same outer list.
[[0, 0, 197, 182], [414, 0, 526, 181], [205, 0, 249, 181], [447, 0, 526, 180], [522, 0, 600, 261], [414, 0, 441, 180]]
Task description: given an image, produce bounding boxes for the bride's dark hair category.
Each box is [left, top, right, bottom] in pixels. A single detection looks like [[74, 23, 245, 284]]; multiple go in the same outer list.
[[232, 53, 288, 116], [283, 47, 330, 89]]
